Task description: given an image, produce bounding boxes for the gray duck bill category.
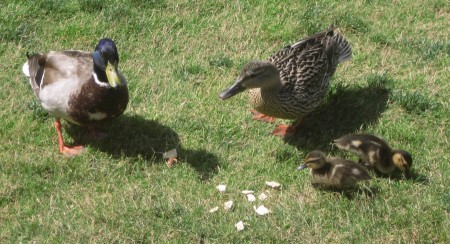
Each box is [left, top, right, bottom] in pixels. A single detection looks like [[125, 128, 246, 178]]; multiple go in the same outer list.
[[219, 83, 246, 100]]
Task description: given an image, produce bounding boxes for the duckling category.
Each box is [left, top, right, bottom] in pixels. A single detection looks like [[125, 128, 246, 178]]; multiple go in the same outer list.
[[219, 25, 352, 136], [22, 38, 129, 156], [297, 150, 371, 189], [334, 134, 413, 175]]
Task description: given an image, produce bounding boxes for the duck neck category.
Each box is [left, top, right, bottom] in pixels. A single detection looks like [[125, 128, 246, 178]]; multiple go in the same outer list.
[[249, 77, 282, 108], [93, 65, 109, 84], [258, 78, 283, 102], [260, 75, 282, 92]]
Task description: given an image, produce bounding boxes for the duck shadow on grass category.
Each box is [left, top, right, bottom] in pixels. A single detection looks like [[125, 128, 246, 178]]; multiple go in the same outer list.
[[283, 83, 390, 152], [67, 115, 219, 181], [373, 169, 429, 184], [315, 185, 380, 200]]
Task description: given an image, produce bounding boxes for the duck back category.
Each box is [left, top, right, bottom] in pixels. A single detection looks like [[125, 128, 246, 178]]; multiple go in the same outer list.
[[250, 26, 352, 119]]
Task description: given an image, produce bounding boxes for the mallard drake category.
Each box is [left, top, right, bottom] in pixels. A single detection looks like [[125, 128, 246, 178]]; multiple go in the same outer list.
[[22, 38, 129, 156], [297, 150, 371, 189], [219, 25, 352, 136], [334, 134, 413, 175]]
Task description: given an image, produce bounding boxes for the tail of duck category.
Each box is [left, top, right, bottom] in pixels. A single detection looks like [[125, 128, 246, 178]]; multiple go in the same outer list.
[[324, 25, 352, 63], [23, 52, 44, 96], [319, 26, 352, 64], [291, 25, 352, 63], [22, 62, 30, 77], [334, 32, 352, 63], [22, 52, 32, 77]]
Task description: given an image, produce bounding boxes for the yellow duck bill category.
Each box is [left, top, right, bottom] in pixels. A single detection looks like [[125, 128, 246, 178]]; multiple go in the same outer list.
[[106, 62, 122, 88]]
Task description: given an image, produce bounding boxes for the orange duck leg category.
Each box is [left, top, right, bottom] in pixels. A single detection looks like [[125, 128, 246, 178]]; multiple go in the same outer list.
[[55, 119, 84, 156]]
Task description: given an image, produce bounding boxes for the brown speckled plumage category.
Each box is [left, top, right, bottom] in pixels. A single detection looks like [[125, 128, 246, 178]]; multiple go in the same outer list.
[[334, 134, 413, 174], [298, 150, 371, 189], [220, 25, 352, 120]]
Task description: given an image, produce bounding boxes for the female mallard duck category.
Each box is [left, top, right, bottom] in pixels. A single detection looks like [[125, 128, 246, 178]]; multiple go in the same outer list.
[[334, 134, 413, 175], [219, 25, 352, 136], [22, 38, 129, 156], [297, 150, 371, 189]]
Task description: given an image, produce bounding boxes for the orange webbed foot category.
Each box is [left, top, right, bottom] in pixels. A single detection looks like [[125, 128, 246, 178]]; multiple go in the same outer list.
[[60, 145, 85, 157], [271, 124, 296, 136], [251, 109, 276, 123], [55, 119, 84, 157], [271, 118, 304, 137]]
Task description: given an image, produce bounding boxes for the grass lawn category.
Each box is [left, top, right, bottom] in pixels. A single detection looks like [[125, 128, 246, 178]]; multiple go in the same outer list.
[[1, 0, 449, 242]]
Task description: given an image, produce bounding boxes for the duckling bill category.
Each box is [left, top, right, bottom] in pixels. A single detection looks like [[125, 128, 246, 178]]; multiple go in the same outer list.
[[298, 150, 371, 189], [334, 134, 413, 175], [220, 25, 352, 136], [22, 38, 129, 156]]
